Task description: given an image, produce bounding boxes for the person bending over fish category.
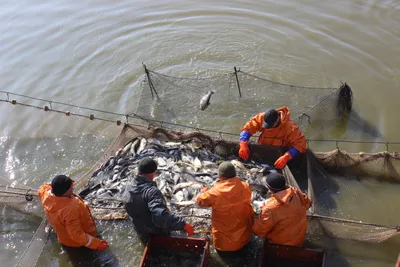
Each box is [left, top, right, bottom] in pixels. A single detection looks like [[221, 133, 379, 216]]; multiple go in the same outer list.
[[239, 106, 306, 169], [252, 173, 311, 246], [121, 157, 194, 243], [196, 162, 254, 258], [38, 175, 109, 251]]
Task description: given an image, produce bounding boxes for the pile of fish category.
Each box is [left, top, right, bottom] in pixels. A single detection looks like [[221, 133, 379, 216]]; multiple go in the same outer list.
[[79, 137, 278, 218]]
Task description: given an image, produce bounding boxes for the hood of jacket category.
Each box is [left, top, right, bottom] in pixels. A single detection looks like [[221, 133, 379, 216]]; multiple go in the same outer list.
[[271, 186, 296, 205], [38, 184, 74, 213], [275, 106, 290, 128], [215, 177, 247, 199]]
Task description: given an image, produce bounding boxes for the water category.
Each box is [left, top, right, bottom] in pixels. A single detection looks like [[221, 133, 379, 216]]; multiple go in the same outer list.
[[0, 0, 399, 266]]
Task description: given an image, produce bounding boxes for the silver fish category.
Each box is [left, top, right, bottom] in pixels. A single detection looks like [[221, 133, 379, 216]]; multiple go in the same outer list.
[[170, 200, 195, 207], [199, 91, 215, 111], [193, 157, 202, 171], [137, 138, 147, 155], [174, 191, 185, 202], [130, 138, 140, 156], [173, 182, 193, 193]]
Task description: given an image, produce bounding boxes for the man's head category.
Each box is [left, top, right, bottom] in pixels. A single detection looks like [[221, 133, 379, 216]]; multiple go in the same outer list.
[[51, 175, 74, 197], [265, 172, 287, 193], [262, 109, 280, 129], [138, 157, 158, 179], [218, 162, 236, 180]]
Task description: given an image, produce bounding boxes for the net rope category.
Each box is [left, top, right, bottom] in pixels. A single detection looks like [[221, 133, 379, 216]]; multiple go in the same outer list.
[[1, 67, 399, 266]]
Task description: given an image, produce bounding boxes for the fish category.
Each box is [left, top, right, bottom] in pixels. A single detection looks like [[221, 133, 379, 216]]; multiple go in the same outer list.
[[173, 182, 193, 193], [230, 159, 246, 170], [172, 173, 181, 184], [82, 136, 281, 222], [130, 138, 141, 156], [249, 183, 269, 200], [193, 157, 202, 171], [174, 191, 185, 202], [137, 138, 147, 155], [199, 90, 215, 111], [259, 164, 278, 176], [170, 200, 195, 207]]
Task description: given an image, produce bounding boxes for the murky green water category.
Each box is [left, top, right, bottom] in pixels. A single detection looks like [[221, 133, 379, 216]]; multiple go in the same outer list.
[[0, 0, 399, 266]]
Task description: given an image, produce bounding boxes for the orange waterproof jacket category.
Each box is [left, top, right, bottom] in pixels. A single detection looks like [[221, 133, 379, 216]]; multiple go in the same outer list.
[[38, 184, 101, 249], [252, 186, 311, 247], [196, 178, 254, 251], [241, 106, 307, 153]]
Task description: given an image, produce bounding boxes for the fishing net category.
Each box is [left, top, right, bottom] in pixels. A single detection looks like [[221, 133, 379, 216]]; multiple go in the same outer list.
[[1, 67, 398, 266], [3, 123, 400, 267], [137, 67, 358, 140], [71, 124, 398, 245]]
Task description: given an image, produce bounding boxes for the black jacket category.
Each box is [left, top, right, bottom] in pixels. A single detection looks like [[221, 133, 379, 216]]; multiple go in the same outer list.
[[121, 175, 186, 237]]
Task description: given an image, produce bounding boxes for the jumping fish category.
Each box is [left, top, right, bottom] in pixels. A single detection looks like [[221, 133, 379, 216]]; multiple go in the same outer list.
[[199, 91, 215, 111]]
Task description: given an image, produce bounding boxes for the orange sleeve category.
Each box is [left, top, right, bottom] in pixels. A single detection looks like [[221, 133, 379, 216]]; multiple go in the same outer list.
[[64, 207, 101, 250], [196, 187, 217, 208], [252, 206, 276, 237], [241, 113, 264, 136], [285, 121, 307, 153]]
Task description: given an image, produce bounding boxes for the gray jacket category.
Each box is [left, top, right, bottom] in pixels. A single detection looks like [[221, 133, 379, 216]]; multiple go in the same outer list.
[[121, 175, 186, 238]]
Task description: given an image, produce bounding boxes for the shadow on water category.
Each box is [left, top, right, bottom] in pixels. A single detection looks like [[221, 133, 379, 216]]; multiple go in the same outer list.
[[345, 110, 383, 139], [300, 109, 383, 142]]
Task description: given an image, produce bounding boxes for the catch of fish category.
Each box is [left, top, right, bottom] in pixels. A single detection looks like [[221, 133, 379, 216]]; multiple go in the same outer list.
[[79, 136, 278, 221]]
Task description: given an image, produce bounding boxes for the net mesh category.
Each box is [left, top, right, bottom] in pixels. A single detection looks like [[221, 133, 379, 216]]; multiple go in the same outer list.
[[4, 123, 400, 266], [136, 68, 357, 140], [73, 125, 400, 244], [2, 68, 399, 266]]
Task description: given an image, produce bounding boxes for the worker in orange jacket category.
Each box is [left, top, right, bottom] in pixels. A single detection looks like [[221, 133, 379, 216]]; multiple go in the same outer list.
[[252, 173, 311, 246], [239, 106, 306, 169], [196, 162, 254, 257], [38, 175, 109, 251]]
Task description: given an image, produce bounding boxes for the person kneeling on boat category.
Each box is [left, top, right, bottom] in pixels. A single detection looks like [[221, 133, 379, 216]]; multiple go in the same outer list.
[[121, 157, 194, 242], [38, 175, 109, 251], [239, 107, 306, 169], [252, 172, 311, 247], [196, 162, 254, 257]]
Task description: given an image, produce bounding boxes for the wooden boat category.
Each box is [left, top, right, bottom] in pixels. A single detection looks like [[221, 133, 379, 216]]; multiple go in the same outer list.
[[139, 235, 210, 267], [259, 242, 326, 267]]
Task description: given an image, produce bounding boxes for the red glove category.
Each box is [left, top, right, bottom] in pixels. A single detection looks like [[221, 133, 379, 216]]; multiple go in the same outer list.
[[97, 240, 109, 251], [184, 223, 194, 237], [239, 142, 250, 160], [274, 152, 292, 169], [200, 187, 208, 193]]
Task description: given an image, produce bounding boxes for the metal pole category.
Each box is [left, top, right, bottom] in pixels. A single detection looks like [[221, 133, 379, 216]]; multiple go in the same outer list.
[[234, 67, 242, 98], [142, 63, 159, 99]]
